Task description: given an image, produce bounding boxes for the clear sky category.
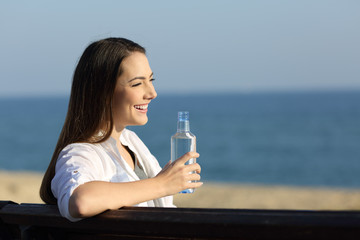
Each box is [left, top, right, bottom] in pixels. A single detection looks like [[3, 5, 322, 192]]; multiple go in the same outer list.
[[1, 0, 359, 96]]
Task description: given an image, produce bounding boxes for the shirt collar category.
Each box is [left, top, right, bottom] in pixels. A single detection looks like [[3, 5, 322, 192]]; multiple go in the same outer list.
[[104, 129, 130, 151]]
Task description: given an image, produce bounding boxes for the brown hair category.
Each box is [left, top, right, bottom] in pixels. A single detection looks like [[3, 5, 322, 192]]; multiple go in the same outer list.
[[40, 38, 146, 204]]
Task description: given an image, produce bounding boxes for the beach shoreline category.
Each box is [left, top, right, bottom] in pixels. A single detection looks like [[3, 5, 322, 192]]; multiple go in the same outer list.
[[1, 170, 359, 210]]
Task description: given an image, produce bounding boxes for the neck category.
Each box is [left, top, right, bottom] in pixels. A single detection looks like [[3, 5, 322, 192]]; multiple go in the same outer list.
[[111, 125, 125, 142]]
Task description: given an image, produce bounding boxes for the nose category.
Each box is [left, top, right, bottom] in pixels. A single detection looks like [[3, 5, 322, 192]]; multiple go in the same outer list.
[[145, 82, 157, 100]]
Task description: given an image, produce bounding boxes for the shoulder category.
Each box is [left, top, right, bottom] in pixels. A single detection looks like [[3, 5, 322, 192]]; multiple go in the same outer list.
[[54, 142, 113, 180], [60, 142, 99, 158], [57, 142, 105, 168]]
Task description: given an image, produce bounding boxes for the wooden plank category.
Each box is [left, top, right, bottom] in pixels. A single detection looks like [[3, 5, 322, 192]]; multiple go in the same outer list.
[[0, 201, 20, 240], [1, 203, 360, 239], [0, 201, 17, 210]]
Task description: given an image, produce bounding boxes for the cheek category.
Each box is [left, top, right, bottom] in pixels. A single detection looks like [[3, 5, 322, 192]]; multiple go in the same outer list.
[[112, 91, 126, 113], [124, 90, 140, 106], [113, 90, 137, 113]]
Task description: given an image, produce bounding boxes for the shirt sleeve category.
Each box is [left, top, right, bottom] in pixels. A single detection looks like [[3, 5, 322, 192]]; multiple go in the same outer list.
[[51, 143, 104, 222]]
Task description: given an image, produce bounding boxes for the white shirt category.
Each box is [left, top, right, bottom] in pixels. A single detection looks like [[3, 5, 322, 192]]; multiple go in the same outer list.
[[51, 128, 175, 222]]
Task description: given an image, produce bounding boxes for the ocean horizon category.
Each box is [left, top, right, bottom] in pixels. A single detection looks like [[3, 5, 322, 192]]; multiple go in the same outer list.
[[1, 90, 359, 189]]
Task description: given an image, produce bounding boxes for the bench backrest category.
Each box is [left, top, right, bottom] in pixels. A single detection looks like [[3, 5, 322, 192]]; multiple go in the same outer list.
[[1, 201, 360, 239]]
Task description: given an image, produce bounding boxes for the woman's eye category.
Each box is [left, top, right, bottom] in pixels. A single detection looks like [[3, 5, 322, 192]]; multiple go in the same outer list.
[[131, 83, 142, 87], [131, 78, 154, 87]]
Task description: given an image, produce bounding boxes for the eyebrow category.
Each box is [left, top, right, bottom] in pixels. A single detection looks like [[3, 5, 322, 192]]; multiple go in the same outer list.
[[127, 72, 154, 83]]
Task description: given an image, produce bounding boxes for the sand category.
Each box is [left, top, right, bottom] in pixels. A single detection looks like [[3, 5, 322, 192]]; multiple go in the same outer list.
[[1, 170, 360, 210], [174, 183, 360, 210]]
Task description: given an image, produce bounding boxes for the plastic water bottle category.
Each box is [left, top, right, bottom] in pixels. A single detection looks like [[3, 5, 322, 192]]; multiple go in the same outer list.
[[171, 111, 197, 194]]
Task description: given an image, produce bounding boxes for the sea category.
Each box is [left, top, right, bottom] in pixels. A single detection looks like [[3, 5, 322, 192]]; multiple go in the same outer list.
[[0, 90, 359, 189]]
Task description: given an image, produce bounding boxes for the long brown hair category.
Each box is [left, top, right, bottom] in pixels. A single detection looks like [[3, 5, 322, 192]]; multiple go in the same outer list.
[[40, 38, 146, 204]]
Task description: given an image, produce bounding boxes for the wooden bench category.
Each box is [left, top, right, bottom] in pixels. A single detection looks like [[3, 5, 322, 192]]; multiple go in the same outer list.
[[1, 200, 360, 239]]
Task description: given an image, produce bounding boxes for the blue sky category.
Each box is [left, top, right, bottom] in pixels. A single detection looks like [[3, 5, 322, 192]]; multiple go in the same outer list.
[[1, 0, 359, 96]]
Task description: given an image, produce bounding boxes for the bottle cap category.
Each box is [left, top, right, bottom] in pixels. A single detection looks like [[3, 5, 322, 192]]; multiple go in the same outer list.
[[178, 111, 189, 121]]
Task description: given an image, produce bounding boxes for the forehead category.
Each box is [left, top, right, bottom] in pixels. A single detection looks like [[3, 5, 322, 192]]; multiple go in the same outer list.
[[120, 52, 151, 76]]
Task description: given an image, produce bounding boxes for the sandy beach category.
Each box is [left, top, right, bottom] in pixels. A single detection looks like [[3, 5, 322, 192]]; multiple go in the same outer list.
[[1, 170, 360, 210]]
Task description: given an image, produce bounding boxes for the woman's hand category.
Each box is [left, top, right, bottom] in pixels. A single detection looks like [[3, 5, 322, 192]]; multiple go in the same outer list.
[[156, 152, 202, 195]]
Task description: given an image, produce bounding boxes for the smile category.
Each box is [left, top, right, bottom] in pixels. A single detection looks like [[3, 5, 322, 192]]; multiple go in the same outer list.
[[134, 104, 148, 112]]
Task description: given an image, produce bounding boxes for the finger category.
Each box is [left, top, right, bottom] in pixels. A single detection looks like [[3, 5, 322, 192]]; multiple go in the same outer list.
[[163, 160, 172, 169], [184, 163, 201, 174], [189, 181, 204, 189], [188, 173, 201, 181], [174, 152, 200, 165]]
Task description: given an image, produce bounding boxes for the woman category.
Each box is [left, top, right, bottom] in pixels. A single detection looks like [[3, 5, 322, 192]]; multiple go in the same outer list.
[[40, 38, 202, 222]]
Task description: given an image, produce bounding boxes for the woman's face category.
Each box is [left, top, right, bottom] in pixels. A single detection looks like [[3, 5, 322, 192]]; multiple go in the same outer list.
[[112, 52, 157, 131]]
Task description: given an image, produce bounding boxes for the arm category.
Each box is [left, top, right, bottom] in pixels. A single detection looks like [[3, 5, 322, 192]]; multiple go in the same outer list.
[[69, 152, 202, 218]]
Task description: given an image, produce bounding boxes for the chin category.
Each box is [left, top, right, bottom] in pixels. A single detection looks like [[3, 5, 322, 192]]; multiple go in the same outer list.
[[140, 119, 149, 125], [132, 118, 148, 126]]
